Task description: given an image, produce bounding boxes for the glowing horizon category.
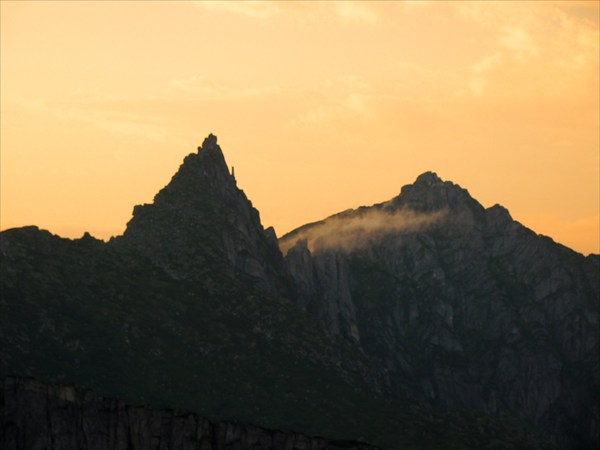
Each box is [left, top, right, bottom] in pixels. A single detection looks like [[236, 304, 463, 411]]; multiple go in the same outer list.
[[1, 1, 598, 255]]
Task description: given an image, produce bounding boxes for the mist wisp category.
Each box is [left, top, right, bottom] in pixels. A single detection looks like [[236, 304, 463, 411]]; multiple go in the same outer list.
[[280, 206, 447, 255]]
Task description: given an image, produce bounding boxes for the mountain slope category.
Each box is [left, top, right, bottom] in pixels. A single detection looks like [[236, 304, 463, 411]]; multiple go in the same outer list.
[[0, 138, 384, 445], [0, 137, 586, 449], [281, 171, 600, 449]]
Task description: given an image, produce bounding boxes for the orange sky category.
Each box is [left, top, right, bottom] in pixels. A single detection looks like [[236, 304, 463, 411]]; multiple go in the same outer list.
[[1, 1, 598, 255]]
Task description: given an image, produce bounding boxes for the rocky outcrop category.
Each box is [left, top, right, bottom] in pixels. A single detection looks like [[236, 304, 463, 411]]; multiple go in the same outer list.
[[281, 172, 600, 449], [1, 377, 380, 450], [114, 134, 290, 297], [286, 241, 360, 343]]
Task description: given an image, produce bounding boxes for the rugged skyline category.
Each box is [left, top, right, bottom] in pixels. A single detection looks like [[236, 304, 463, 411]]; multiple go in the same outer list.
[[1, 1, 598, 254], [3, 135, 598, 449]]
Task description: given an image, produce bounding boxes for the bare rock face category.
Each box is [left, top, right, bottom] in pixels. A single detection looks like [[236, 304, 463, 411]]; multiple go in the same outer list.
[[286, 240, 360, 343], [1, 377, 380, 450], [115, 134, 290, 297], [281, 172, 600, 449]]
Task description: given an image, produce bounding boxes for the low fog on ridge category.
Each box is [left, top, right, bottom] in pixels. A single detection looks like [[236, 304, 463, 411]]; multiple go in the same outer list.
[[280, 206, 447, 255]]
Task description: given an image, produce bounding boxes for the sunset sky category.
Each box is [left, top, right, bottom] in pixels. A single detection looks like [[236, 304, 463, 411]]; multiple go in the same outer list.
[[1, 1, 598, 255]]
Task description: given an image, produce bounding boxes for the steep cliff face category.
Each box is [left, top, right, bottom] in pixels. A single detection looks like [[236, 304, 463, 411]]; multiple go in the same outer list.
[[286, 241, 360, 342], [281, 172, 600, 449], [115, 134, 289, 297], [1, 377, 380, 450]]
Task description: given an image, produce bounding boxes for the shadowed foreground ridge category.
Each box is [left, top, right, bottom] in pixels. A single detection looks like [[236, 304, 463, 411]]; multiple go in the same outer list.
[[1, 377, 380, 450], [1, 135, 598, 449]]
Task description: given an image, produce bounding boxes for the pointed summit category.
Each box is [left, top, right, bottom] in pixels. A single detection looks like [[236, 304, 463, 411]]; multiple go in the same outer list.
[[146, 134, 233, 208], [197, 133, 226, 165], [395, 172, 484, 215], [414, 171, 443, 186], [114, 136, 289, 295], [199, 133, 218, 151]]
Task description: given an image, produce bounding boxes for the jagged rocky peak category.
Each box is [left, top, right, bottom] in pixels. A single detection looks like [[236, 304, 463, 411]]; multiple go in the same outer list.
[[149, 133, 236, 208], [201, 132, 217, 148], [282, 169, 599, 448], [198, 132, 218, 153], [486, 203, 514, 227], [120, 133, 242, 226], [414, 171, 443, 186], [76, 231, 104, 247], [399, 173, 517, 231], [195, 133, 229, 172], [115, 135, 289, 295], [396, 171, 484, 215]]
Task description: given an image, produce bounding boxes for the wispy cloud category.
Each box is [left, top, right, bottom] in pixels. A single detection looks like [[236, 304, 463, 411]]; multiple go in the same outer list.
[[192, 1, 278, 19], [19, 94, 177, 144], [400, 0, 435, 11], [333, 2, 378, 24], [500, 26, 539, 60], [193, 0, 380, 24], [280, 207, 447, 254], [169, 75, 280, 100], [288, 75, 375, 128], [469, 51, 504, 95], [457, 2, 598, 99]]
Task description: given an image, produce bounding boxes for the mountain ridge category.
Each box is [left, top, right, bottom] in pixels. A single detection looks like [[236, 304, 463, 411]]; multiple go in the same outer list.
[[281, 169, 599, 448], [2, 134, 598, 449]]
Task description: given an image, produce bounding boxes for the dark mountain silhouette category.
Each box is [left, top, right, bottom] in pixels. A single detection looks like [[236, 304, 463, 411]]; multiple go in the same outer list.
[[1, 135, 598, 449], [282, 171, 599, 449], [116, 134, 290, 297]]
